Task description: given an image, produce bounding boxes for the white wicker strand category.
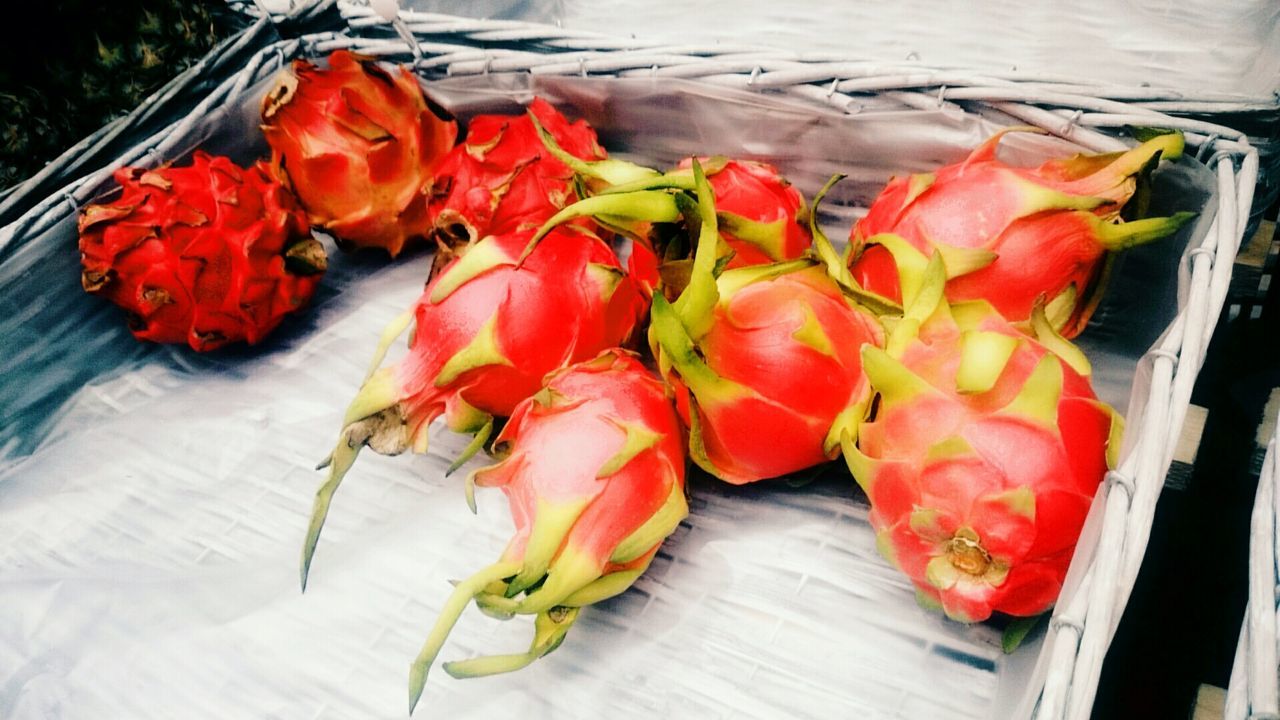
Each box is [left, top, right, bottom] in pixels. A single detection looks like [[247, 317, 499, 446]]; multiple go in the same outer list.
[[984, 102, 1127, 153], [832, 72, 1018, 93], [1049, 112, 1224, 149], [1228, 430, 1280, 720], [939, 87, 1250, 141], [1064, 361, 1176, 720], [1036, 611, 1085, 719], [1274, 429, 1280, 720], [1133, 100, 1280, 114], [1002, 82, 1262, 104], [1067, 151, 1248, 720], [1228, 620, 1250, 719], [1250, 439, 1279, 718], [1129, 159, 1239, 587]]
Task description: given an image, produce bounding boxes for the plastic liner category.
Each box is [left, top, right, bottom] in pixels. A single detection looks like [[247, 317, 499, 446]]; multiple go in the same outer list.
[[392, 0, 1280, 100], [0, 72, 1214, 719]]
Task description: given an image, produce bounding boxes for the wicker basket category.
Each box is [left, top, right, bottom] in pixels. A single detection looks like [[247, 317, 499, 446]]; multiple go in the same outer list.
[[1226, 417, 1280, 720], [0, 5, 1263, 720]]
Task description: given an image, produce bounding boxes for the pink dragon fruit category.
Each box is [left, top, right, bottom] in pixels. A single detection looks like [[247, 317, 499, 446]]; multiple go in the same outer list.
[[526, 164, 887, 484], [651, 260, 884, 483], [301, 226, 644, 588], [847, 130, 1194, 337], [842, 255, 1122, 622], [614, 157, 815, 298], [406, 349, 686, 710], [674, 157, 812, 267]]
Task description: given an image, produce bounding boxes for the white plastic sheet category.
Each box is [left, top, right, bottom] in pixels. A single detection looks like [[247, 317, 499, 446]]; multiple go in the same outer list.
[[403, 0, 1280, 100]]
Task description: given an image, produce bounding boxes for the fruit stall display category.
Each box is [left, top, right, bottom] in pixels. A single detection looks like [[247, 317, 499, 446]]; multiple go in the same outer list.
[[0, 5, 1262, 720]]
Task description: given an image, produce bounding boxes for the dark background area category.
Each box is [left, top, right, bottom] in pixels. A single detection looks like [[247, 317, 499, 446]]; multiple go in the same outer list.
[[0, 0, 235, 190]]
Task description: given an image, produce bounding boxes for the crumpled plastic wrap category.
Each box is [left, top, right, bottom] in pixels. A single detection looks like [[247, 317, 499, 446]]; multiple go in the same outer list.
[[0, 72, 1214, 719]]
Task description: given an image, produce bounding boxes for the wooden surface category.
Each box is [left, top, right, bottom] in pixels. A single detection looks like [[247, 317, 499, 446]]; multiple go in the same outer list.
[[1195, 684, 1227, 720]]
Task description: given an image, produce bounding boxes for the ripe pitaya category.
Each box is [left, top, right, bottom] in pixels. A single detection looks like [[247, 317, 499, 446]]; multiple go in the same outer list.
[[847, 130, 1195, 337], [599, 157, 814, 298], [78, 151, 324, 352], [301, 226, 644, 587], [427, 98, 612, 252], [640, 165, 885, 484], [842, 255, 1122, 622], [525, 165, 888, 484], [529, 152, 837, 310], [674, 157, 811, 267], [406, 349, 686, 709], [261, 50, 457, 257]]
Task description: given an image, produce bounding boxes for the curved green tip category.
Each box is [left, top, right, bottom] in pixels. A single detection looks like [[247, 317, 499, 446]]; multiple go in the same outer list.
[[441, 606, 580, 679], [446, 418, 494, 477], [300, 438, 362, 592], [407, 561, 521, 714]]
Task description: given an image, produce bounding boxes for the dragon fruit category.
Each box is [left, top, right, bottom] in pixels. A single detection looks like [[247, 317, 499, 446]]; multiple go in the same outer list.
[[427, 98, 609, 248], [524, 164, 887, 483], [261, 50, 457, 257], [641, 166, 885, 483], [841, 254, 1122, 622], [301, 225, 644, 588], [674, 157, 811, 267], [406, 349, 686, 709], [847, 130, 1195, 337], [78, 151, 324, 352]]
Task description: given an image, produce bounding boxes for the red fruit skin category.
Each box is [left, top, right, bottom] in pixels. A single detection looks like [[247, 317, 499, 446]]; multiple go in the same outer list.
[[428, 98, 606, 244], [855, 303, 1114, 622], [261, 50, 458, 257], [941, 211, 1105, 322], [672, 265, 884, 484], [78, 151, 322, 352], [846, 133, 1184, 338], [677, 158, 811, 267], [626, 241, 662, 300], [849, 162, 1108, 332], [476, 350, 686, 571], [393, 227, 643, 439]]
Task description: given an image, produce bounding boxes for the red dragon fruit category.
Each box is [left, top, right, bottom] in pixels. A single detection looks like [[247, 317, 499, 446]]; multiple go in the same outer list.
[[427, 98, 613, 250], [525, 165, 887, 484], [602, 157, 814, 298], [78, 151, 324, 352], [674, 157, 812, 267], [847, 130, 1194, 337], [405, 349, 686, 709], [301, 225, 644, 588], [652, 263, 883, 483], [841, 255, 1122, 622], [261, 50, 458, 257]]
